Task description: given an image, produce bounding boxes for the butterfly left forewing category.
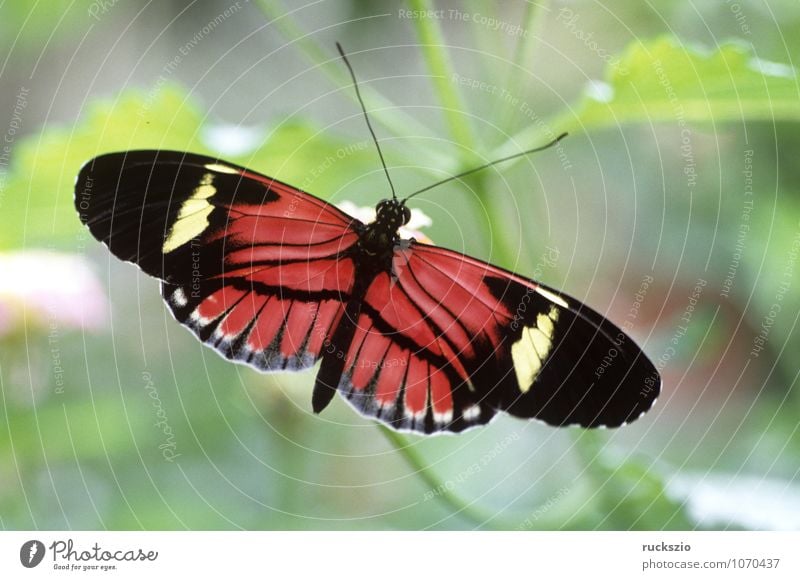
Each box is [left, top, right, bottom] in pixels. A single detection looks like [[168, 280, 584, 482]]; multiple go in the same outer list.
[[75, 150, 360, 283], [76, 150, 362, 375]]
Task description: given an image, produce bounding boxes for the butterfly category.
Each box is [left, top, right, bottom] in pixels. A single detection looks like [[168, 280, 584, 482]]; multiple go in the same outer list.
[[73, 46, 660, 435]]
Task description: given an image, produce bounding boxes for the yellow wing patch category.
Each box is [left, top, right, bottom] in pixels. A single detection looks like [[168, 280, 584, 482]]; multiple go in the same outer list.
[[203, 163, 239, 174], [162, 173, 217, 253], [511, 305, 560, 392]]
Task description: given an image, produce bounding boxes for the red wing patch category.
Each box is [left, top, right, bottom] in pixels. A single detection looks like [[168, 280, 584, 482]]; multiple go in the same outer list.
[[164, 281, 349, 372], [332, 264, 497, 433], [332, 241, 659, 433], [337, 307, 492, 433]]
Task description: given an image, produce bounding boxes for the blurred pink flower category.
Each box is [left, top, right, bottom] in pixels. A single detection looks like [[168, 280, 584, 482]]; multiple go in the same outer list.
[[0, 250, 108, 336]]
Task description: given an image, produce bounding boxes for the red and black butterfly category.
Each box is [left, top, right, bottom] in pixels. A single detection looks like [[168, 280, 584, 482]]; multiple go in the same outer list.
[[74, 47, 660, 435]]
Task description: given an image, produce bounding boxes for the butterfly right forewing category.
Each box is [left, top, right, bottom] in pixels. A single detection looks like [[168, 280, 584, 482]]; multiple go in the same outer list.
[[323, 240, 660, 434]]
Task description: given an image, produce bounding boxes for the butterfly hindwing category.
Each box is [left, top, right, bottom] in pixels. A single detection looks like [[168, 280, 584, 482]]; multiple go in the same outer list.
[[327, 241, 659, 434], [163, 281, 349, 372], [332, 269, 497, 433]]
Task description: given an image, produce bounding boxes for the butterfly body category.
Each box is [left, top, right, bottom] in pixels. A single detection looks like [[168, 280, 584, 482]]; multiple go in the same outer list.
[[76, 150, 660, 435]]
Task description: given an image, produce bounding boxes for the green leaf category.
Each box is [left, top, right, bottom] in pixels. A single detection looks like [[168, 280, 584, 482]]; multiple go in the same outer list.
[[242, 121, 387, 200], [565, 432, 694, 530], [496, 37, 800, 157], [0, 397, 151, 467], [407, 0, 476, 154], [576, 37, 800, 128], [251, 0, 452, 169], [0, 0, 90, 50], [2, 85, 209, 250], [0, 84, 388, 250]]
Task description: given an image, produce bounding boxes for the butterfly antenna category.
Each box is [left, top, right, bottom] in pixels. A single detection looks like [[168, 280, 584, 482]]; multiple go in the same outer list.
[[403, 132, 568, 202], [336, 42, 397, 200]]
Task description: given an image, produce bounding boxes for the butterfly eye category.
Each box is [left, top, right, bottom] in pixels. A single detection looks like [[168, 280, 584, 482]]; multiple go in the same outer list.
[[402, 205, 411, 225]]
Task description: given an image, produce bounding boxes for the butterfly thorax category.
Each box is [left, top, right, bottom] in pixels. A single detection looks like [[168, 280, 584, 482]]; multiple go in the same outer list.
[[357, 198, 411, 266]]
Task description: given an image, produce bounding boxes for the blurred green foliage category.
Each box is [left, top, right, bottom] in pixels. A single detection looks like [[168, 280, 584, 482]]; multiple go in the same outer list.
[[1, 0, 799, 530]]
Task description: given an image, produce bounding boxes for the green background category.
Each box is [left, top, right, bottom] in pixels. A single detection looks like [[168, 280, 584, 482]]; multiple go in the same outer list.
[[1, 0, 799, 530]]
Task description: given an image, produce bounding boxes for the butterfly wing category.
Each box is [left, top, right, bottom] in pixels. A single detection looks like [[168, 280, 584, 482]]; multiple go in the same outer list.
[[76, 150, 361, 371], [76, 150, 660, 433], [329, 240, 660, 434]]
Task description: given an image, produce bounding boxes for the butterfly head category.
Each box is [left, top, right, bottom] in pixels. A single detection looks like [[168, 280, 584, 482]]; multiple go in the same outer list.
[[375, 198, 412, 229]]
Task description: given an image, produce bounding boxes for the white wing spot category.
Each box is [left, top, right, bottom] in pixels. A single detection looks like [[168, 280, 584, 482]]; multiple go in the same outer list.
[[535, 287, 569, 309], [204, 163, 239, 174], [404, 408, 426, 421], [189, 309, 212, 327], [462, 405, 481, 421], [172, 287, 188, 307], [433, 410, 453, 425]]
